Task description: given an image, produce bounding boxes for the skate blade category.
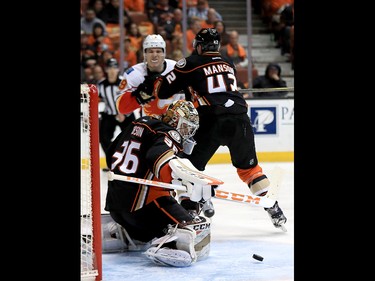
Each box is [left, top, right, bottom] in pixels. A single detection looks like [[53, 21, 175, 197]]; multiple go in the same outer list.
[[276, 224, 287, 232]]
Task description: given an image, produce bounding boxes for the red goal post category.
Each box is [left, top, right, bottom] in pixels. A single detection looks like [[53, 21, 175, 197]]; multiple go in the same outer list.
[[81, 84, 102, 281]]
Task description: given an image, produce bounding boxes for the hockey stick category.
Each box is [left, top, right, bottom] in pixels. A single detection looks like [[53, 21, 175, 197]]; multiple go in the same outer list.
[[107, 172, 275, 207], [212, 166, 284, 207], [263, 166, 284, 200], [213, 190, 275, 207], [238, 87, 294, 93], [107, 172, 186, 191]]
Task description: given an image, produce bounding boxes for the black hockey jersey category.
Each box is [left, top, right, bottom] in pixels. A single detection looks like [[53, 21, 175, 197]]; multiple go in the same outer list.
[[104, 116, 184, 212], [156, 52, 248, 115]]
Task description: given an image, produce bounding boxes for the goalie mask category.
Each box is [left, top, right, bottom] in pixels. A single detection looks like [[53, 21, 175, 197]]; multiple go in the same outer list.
[[162, 100, 199, 141]]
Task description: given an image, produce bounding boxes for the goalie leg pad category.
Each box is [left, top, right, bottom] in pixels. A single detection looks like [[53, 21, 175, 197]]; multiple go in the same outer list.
[[144, 224, 196, 267], [144, 247, 193, 267], [101, 214, 152, 252], [144, 216, 212, 267], [184, 216, 211, 261], [101, 214, 127, 253]]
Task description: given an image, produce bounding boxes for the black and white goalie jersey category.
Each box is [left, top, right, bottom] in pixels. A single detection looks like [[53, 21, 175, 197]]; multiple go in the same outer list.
[[104, 116, 184, 213]]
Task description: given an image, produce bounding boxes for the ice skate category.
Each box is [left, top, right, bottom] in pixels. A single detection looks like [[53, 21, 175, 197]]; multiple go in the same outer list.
[[264, 201, 287, 232]]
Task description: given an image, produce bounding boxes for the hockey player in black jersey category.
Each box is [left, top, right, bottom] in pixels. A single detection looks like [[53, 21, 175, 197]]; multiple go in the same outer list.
[[138, 28, 287, 231], [104, 99, 213, 267]]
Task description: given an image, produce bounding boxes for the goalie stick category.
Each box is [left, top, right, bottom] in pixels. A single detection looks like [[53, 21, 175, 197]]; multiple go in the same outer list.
[[107, 172, 276, 208], [108, 172, 187, 191]]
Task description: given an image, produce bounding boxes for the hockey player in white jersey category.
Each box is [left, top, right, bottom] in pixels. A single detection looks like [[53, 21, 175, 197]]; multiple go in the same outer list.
[[116, 34, 184, 117]]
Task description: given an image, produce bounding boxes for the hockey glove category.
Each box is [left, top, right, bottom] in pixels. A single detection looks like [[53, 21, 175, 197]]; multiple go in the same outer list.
[[131, 82, 155, 105], [131, 74, 163, 105]]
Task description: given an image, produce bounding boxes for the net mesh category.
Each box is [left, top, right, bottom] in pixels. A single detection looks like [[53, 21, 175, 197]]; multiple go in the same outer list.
[[81, 84, 99, 280]]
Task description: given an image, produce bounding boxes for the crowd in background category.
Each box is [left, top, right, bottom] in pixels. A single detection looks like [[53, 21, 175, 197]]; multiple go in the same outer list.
[[81, 0, 294, 95]]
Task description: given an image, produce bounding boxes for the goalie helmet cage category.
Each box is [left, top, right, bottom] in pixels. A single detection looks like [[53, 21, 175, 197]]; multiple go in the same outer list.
[[81, 84, 102, 281]]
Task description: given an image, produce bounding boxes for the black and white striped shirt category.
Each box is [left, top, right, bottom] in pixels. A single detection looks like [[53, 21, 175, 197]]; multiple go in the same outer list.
[[97, 75, 122, 115]]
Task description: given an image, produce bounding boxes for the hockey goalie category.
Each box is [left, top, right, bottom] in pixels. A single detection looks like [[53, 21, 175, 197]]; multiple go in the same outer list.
[[103, 100, 220, 266]]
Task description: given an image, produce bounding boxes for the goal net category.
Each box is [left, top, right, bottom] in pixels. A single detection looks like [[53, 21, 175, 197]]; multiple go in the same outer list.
[[81, 84, 102, 281]]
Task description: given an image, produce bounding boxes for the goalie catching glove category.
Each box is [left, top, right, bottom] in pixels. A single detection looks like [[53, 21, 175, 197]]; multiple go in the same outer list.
[[131, 74, 162, 105]]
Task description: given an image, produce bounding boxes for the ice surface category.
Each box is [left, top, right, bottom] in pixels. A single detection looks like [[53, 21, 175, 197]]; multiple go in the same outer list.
[[99, 162, 294, 281]]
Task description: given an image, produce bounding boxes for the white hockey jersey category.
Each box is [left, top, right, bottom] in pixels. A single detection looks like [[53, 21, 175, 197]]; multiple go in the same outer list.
[[116, 59, 185, 117]]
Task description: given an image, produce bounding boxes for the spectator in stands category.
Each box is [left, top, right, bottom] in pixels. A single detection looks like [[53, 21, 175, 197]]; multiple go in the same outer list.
[[128, 22, 143, 53], [169, 0, 180, 8], [87, 0, 106, 19], [135, 38, 145, 63], [236, 61, 259, 99], [187, 0, 222, 21], [180, 0, 198, 9], [200, 8, 220, 29], [149, 0, 175, 33], [114, 37, 138, 71], [219, 30, 248, 68], [147, 0, 179, 21], [164, 7, 183, 40], [124, 0, 145, 12], [261, 0, 293, 46], [85, 64, 106, 85], [100, 0, 132, 30], [252, 62, 288, 97], [87, 22, 115, 56], [178, 0, 198, 9], [213, 20, 230, 47], [81, 31, 98, 82], [97, 49, 115, 69], [275, 3, 294, 56], [92, 64, 106, 84], [170, 49, 184, 61], [145, 0, 157, 20], [169, 34, 184, 59], [261, 0, 293, 25], [82, 63, 96, 84], [81, 7, 107, 35], [97, 58, 136, 171], [186, 17, 202, 55]]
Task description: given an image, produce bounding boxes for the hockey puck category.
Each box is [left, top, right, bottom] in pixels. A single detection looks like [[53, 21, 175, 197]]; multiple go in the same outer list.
[[252, 254, 264, 261], [204, 209, 215, 217]]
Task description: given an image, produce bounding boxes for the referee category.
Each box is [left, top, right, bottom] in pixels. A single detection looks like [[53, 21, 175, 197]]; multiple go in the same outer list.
[[97, 58, 135, 171]]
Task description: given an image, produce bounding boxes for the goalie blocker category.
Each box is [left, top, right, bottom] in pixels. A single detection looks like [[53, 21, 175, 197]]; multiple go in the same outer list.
[[169, 157, 223, 212]]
